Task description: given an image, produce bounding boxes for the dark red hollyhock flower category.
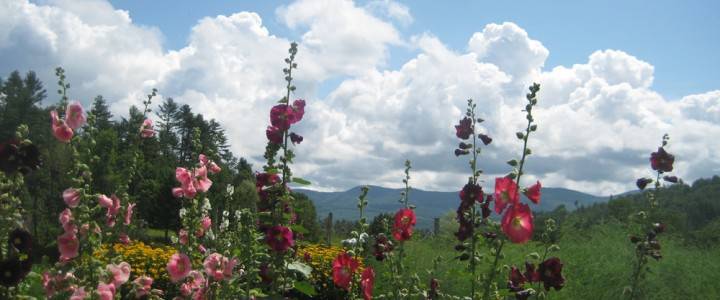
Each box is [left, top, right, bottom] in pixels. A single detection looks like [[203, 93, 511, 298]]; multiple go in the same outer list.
[[538, 257, 565, 291], [255, 172, 280, 190], [454, 214, 473, 242], [481, 195, 492, 219], [8, 229, 32, 254], [290, 132, 303, 144], [455, 117, 473, 140], [663, 175, 678, 183], [373, 233, 393, 261], [270, 104, 294, 130], [478, 134, 493, 145], [289, 99, 306, 124], [0, 258, 25, 287], [427, 278, 439, 299], [501, 203, 534, 244], [508, 266, 526, 291], [524, 181, 541, 204], [265, 226, 294, 252], [392, 208, 416, 241], [266, 126, 283, 144], [361, 267, 375, 300], [650, 147, 674, 172], [332, 252, 359, 290], [454, 149, 470, 156], [459, 183, 483, 209], [494, 177, 519, 214], [636, 178, 652, 190], [259, 263, 273, 284], [458, 142, 472, 150], [524, 262, 540, 283]]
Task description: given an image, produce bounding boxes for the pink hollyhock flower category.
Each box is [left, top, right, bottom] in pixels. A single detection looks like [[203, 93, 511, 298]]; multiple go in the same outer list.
[[98, 194, 113, 208], [361, 267, 375, 300], [58, 232, 79, 261], [119, 233, 130, 245], [167, 253, 192, 282], [63, 188, 81, 208], [392, 208, 416, 241], [173, 167, 197, 198], [198, 244, 206, 254], [208, 161, 221, 174], [179, 229, 189, 245], [332, 252, 359, 290], [494, 177, 519, 214], [107, 194, 121, 217], [203, 253, 228, 281], [501, 203, 534, 244], [59, 208, 73, 229], [106, 215, 116, 228], [42, 272, 55, 297], [265, 225, 294, 252], [65, 101, 86, 130], [96, 282, 116, 300], [50, 110, 74, 143], [180, 282, 193, 296], [133, 276, 153, 297], [107, 261, 131, 288], [224, 257, 238, 278], [79, 223, 90, 236], [524, 181, 542, 204], [140, 119, 156, 138], [124, 203, 136, 225], [455, 117, 472, 140], [266, 126, 283, 144], [193, 166, 212, 193], [70, 286, 87, 300], [201, 216, 212, 231], [187, 270, 206, 292]]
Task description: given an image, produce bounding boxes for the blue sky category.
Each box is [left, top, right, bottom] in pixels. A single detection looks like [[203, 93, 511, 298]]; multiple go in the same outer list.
[[108, 0, 720, 99], [5, 0, 720, 194]]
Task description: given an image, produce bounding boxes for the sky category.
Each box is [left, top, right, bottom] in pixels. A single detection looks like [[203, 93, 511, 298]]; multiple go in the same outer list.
[[1, 0, 719, 195]]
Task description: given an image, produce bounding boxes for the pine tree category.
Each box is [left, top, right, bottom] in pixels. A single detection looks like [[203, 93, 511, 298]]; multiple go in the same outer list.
[[91, 95, 114, 130]]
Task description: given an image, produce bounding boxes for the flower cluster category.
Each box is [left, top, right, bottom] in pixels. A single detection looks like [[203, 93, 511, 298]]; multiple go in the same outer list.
[[50, 101, 86, 143], [508, 257, 565, 299], [172, 154, 221, 199]]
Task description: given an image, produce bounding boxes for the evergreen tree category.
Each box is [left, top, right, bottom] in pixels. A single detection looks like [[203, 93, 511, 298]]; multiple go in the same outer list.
[[91, 95, 114, 130]]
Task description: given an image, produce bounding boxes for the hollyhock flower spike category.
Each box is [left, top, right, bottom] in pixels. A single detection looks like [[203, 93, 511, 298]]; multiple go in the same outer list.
[[65, 101, 87, 130], [167, 253, 192, 282], [50, 110, 73, 143], [332, 252, 359, 290], [392, 208, 416, 241], [361, 267, 375, 300], [494, 177, 519, 214], [501, 203, 534, 244], [524, 181, 542, 204]]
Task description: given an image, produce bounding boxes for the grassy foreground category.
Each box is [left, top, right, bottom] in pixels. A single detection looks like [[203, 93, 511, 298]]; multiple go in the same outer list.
[[368, 222, 719, 299]]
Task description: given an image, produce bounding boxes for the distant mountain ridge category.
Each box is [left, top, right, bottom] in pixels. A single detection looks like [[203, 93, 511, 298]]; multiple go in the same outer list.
[[296, 185, 610, 228]]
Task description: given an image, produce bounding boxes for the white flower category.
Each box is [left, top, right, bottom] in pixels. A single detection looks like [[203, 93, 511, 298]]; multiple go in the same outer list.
[[359, 233, 369, 243], [179, 208, 187, 218]]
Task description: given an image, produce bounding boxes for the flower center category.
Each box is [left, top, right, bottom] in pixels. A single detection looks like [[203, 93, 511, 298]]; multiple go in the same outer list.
[[401, 216, 410, 225], [512, 216, 523, 228]]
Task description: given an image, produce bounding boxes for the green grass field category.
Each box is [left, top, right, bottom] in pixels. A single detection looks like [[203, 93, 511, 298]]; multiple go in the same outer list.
[[367, 222, 720, 299]]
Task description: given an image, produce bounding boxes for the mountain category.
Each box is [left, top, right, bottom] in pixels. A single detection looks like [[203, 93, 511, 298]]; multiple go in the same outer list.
[[296, 185, 609, 228]]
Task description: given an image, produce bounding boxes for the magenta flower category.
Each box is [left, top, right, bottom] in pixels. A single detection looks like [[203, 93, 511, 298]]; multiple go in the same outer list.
[[107, 262, 131, 288], [62, 188, 81, 208], [455, 117, 472, 140], [179, 229, 189, 245], [524, 181, 542, 204], [289, 99, 306, 123], [57, 232, 79, 261], [166, 253, 192, 282], [98, 194, 112, 208], [361, 267, 375, 300], [266, 126, 283, 144], [50, 110, 73, 143], [140, 118, 156, 138], [96, 282, 116, 300], [124, 203, 135, 225], [265, 225, 294, 252], [201, 216, 212, 231], [203, 253, 236, 281], [392, 208, 416, 241], [65, 101, 86, 130], [290, 132, 303, 144], [119, 233, 130, 245], [332, 252, 359, 290], [270, 104, 294, 130]]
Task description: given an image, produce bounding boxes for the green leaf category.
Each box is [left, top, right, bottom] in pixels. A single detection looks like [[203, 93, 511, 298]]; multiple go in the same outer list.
[[292, 177, 312, 185], [290, 224, 309, 235], [288, 262, 313, 279], [293, 280, 317, 296]]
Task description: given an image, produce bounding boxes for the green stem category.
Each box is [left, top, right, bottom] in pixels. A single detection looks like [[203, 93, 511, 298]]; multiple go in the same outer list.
[[483, 239, 505, 300]]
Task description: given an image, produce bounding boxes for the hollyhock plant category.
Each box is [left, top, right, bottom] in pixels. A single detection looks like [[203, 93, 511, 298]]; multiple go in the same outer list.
[[167, 253, 192, 282], [501, 203, 534, 243], [332, 252, 359, 290], [392, 208, 416, 241]]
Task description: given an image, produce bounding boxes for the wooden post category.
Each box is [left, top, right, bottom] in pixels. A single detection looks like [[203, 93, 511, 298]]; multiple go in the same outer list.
[[433, 217, 440, 236], [326, 212, 333, 246]]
